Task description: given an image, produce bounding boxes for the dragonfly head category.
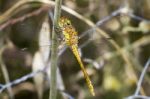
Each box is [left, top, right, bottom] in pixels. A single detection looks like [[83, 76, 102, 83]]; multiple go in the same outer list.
[[59, 17, 72, 28]]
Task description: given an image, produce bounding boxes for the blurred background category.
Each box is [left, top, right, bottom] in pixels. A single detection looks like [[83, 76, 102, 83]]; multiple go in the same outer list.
[[0, 0, 150, 99]]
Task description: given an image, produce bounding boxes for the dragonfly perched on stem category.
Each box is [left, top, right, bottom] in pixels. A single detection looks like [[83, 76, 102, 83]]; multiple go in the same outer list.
[[20, 17, 95, 96], [59, 17, 95, 96]]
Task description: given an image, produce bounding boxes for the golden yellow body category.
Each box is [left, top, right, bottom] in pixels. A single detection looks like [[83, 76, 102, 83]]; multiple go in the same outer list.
[[59, 17, 95, 96]]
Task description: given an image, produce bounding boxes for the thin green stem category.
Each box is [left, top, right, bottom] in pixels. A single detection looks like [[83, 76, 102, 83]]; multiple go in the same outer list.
[[49, 0, 62, 99], [0, 44, 14, 99]]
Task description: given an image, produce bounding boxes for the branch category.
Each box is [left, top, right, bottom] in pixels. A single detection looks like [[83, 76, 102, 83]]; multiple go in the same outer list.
[[49, 0, 62, 99]]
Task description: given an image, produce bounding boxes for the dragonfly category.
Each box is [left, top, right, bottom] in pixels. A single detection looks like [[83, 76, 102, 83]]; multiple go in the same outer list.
[[20, 17, 95, 96], [58, 17, 95, 96]]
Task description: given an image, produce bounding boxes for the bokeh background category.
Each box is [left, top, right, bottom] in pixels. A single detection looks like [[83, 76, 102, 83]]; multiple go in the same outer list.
[[0, 0, 150, 99]]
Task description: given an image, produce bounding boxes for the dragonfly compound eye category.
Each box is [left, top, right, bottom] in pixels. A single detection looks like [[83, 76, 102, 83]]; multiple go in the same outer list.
[[66, 20, 71, 25]]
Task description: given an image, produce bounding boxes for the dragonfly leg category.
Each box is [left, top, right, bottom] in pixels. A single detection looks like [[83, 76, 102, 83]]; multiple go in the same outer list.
[[53, 25, 63, 41]]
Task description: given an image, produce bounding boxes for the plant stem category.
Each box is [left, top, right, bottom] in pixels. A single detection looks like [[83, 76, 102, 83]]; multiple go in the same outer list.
[[0, 44, 14, 99], [49, 0, 62, 99]]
